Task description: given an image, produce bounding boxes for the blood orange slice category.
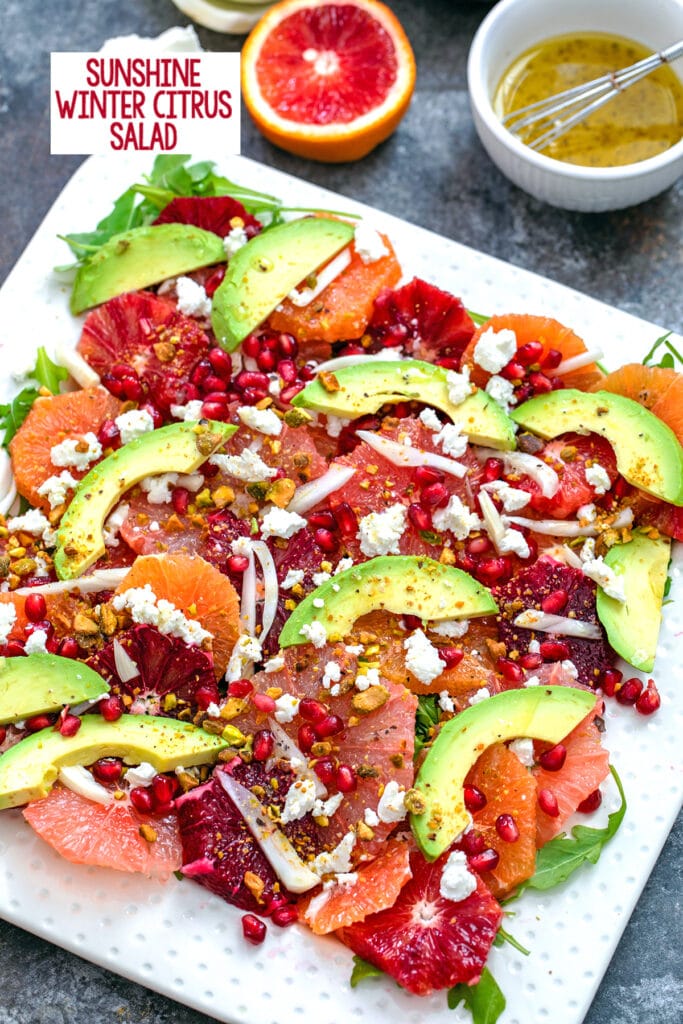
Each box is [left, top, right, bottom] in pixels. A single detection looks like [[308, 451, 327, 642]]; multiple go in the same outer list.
[[300, 838, 411, 934], [241, 0, 416, 162], [23, 784, 182, 880]]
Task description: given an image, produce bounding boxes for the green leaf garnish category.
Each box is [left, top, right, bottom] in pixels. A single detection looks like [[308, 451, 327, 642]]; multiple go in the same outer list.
[[0, 347, 68, 448], [33, 347, 68, 394], [420, 529, 443, 546], [467, 310, 489, 327], [414, 694, 441, 756], [448, 967, 506, 1023], [493, 924, 530, 956], [349, 956, 384, 988], [514, 765, 625, 896], [642, 330, 683, 369]]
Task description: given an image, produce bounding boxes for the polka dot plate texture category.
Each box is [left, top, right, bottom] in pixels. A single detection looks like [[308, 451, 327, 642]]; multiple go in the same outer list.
[[0, 154, 681, 1024]]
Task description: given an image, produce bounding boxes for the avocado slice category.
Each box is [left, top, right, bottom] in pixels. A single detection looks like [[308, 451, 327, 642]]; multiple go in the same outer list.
[[211, 217, 355, 351], [71, 224, 226, 314], [596, 531, 671, 672], [279, 555, 498, 647], [411, 685, 597, 860], [292, 360, 516, 450], [0, 654, 109, 725], [511, 389, 683, 505], [54, 419, 236, 580], [0, 713, 229, 810]]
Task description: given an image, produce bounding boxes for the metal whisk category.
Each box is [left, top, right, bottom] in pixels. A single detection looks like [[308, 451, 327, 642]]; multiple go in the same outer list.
[[503, 39, 683, 152]]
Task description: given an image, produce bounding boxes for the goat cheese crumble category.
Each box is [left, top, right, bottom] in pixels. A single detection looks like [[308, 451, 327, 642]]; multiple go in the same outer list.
[[473, 327, 517, 373], [439, 850, 477, 902], [50, 433, 101, 471], [485, 374, 516, 412], [358, 503, 407, 557], [223, 226, 248, 258], [585, 463, 611, 495], [377, 780, 407, 824], [280, 777, 317, 823], [260, 507, 307, 540], [404, 629, 445, 685], [354, 221, 388, 264], [445, 365, 473, 406], [115, 409, 155, 445], [509, 737, 535, 767], [175, 276, 211, 318], [37, 470, 78, 509], [7, 509, 56, 547], [170, 399, 204, 421], [432, 495, 481, 540], [299, 621, 328, 648], [210, 449, 277, 482], [237, 405, 282, 436], [0, 603, 17, 644], [112, 585, 212, 646]]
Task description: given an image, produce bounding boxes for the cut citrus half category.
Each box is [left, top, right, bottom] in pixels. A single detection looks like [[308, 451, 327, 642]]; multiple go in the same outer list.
[[241, 0, 416, 162], [116, 553, 240, 679]]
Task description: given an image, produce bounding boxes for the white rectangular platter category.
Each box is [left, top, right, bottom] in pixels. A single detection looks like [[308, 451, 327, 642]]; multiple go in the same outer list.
[[0, 153, 681, 1024]]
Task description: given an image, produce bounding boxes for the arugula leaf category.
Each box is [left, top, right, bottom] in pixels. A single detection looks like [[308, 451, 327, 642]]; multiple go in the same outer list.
[[0, 347, 67, 448], [493, 924, 530, 956], [515, 765, 625, 896], [415, 694, 440, 755], [60, 188, 142, 259], [448, 967, 506, 1023], [642, 330, 683, 369], [420, 529, 443, 546], [350, 956, 384, 988], [33, 347, 68, 394], [467, 310, 489, 327]]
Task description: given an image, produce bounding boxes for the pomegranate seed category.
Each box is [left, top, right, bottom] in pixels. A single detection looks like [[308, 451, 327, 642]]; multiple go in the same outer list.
[[252, 729, 275, 761], [297, 724, 317, 753], [227, 554, 250, 574], [203, 374, 228, 394], [495, 813, 520, 843], [435, 357, 461, 371], [208, 347, 233, 379], [251, 692, 276, 714], [24, 620, 54, 640], [515, 382, 533, 403], [616, 677, 643, 705], [519, 652, 542, 670], [466, 535, 492, 556], [468, 848, 500, 872], [242, 387, 268, 405], [171, 487, 190, 516], [541, 589, 568, 614], [261, 334, 280, 353], [420, 482, 450, 508], [241, 913, 267, 945], [299, 698, 328, 723], [516, 340, 544, 366], [496, 657, 524, 684], [58, 637, 79, 659], [456, 552, 477, 573], [102, 375, 127, 399], [24, 593, 47, 623], [538, 789, 560, 817], [338, 344, 364, 357], [111, 362, 137, 380], [523, 536, 538, 562], [635, 679, 661, 716], [228, 679, 253, 698], [482, 457, 504, 482], [277, 334, 298, 358], [97, 419, 121, 448], [577, 789, 602, 814], [279, 383, 305, 404], [0, 726, 6, 745], [440, 647, 464, 669], [235, 369, 269, 392], [476, 557, 509, 584], [59, 714, 81, 737], [314, 714, 344, 740], [460, 831, 486, 856], [313, 757, 337, 786], [414, 466, 444, 487], [464, 785, 487, 812], [299, 363, 317, 381], [528, 371, 553, 394], [501, 360, 526, 381], [307, 510, 338, 531], [201, 401, 229, 420], [191, 360, 212, 387], [277, 358, 297, 383], [538, 743, 567, 771], [99, 695, 124, 722], [541, 348, 563, 370], [539, 639, 570, 661], [46, 636, 61, 654], [408, 503, 432, 532], [130, 786, 154, 814], [335, 764, 357, 793], [271, 904, 298, 927], [204, 266, 226, 297], [195, 686, 216, 711], [5, 640, 26, 657], [121, 378, 144, 402], [242, 334, 261, 358], [25, 714, 54, 733], [151, 774, 177, 806], [314, 528, 338, 553], [256, 350, 277, 373], [334, 502, 358, 535], [92, 757, 123, 783]]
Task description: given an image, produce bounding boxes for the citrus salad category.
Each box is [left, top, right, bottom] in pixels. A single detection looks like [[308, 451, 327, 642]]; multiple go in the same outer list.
[[0, 156, 680, 1020]]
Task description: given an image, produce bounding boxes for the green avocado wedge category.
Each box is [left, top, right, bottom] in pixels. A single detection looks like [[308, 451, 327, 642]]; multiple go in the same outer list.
[[0, 714, 229, 810], [279, 555, 497, 647], [211, 217, 355, 351], [0, 654, 109, 725], [511, 389, 683, 505], [292, 359, 517, 450], [411, 686, 597, 861], [596, 531, 671, 672], [70, 224, 226, 314], [54, 420, 236, 580]]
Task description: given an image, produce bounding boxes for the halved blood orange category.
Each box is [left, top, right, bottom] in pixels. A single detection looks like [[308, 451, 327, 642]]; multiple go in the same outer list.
[[462, 313, 604, 393], [241, 0, 416, 162], [116, 553, 240, 679], [9, 387, 122, 510], [466, 742, 538, 898], [595, 362, 683, 444], [23, 784, 182, 880], [300, 838, 411, 934], [267, 232, 402, 346]]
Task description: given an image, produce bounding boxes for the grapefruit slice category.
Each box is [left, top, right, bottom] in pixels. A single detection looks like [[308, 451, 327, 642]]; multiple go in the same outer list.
[[115, 553, 240, 679], [241, 0, 416, 162], [23, 784, 182, 880], [300, 838, 411, 934], [9, 387, 122, 511]]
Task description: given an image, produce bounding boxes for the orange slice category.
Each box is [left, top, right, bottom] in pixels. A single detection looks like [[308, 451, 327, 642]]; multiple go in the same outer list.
[[241, 0, 416, 162], [595, 362, 683, 444]]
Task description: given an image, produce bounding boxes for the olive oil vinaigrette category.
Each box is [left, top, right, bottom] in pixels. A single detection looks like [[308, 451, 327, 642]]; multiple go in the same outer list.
[[494, 32, 683, 167]]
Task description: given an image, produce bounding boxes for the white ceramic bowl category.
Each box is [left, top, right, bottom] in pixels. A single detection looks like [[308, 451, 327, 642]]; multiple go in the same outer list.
[[467, 0, 683, 211], [171, 0, 275, 35]]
